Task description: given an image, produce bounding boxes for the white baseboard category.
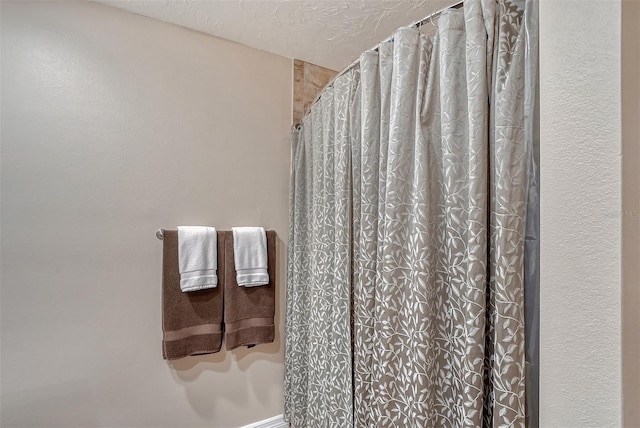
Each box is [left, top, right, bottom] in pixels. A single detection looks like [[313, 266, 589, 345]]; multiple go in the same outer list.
[[240, 414, 287, 428]]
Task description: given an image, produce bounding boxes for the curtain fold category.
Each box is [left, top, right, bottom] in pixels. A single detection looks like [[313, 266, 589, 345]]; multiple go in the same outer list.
[[286, 0, 533, 426]]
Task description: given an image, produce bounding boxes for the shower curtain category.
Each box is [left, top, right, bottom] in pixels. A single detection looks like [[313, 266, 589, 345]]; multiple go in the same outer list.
[[285, 0, 537, 426]]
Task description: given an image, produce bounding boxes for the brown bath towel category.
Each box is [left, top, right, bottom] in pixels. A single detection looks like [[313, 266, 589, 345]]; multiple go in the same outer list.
[[223, 230, 276, 350], [162, 230, 224, 360]]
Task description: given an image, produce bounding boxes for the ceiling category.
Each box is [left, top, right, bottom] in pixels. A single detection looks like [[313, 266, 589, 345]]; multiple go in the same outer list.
[[96, 0, 455, 71]]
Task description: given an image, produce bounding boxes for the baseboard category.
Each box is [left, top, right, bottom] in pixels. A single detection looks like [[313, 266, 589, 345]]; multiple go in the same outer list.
[[240, 414, 287, 428]]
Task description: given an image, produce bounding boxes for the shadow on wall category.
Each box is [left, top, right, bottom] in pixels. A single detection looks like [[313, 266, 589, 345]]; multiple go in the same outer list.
[[622, 1, 640, 426], [165, 237, 286, 418]]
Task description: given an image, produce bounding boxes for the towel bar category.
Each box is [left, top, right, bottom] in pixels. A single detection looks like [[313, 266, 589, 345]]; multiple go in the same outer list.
[[157, 228, 276, 241]]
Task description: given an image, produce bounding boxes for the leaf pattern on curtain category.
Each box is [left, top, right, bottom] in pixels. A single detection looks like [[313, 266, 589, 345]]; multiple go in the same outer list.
[[285, 0, 530, 426]]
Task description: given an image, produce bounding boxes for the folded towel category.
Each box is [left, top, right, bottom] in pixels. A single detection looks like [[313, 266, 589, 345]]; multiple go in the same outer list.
[[224, 230, 276, 350], [232, 227, 269, 287], [161, 230, 224, 360], [177, 226, 218, 292]]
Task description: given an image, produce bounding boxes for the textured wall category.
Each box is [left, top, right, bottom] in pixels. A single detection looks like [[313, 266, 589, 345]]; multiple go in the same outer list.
[[539, 1, 622, 426], [0, 1, 292, 426]]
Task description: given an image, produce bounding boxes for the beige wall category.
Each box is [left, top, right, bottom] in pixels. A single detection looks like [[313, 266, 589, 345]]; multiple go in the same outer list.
[[292, 60, 337, 125], [0, 1, 292, 427], [539, 1, 623, 426], [622, 1, 640, 426]]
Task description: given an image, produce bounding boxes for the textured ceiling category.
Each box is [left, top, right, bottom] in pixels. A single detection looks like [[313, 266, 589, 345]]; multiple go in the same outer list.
[[96, 0, 455, 71]]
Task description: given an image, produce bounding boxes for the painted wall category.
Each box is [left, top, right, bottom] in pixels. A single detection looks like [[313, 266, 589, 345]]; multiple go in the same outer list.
[[539, 1, 623, 426], [0, 1, 292, 427], [622, 1, 640, 426]]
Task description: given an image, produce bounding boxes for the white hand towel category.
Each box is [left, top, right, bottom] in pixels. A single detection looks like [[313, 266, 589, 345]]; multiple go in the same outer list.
[[177, 226, 218, 292], [232, 227, 269, 287]]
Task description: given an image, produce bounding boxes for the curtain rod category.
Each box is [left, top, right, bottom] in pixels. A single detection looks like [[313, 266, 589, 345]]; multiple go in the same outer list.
[[333, 1, 464, 86], [294, 0, 464, 130]]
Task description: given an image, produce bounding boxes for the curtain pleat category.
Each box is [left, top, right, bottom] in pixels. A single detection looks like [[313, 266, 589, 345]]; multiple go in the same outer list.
[[353, 49, 380, 427], [286, 0, 531, 426]]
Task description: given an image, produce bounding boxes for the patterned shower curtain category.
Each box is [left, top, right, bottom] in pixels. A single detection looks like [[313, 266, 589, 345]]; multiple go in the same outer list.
[[285, 0, 535, 426]]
